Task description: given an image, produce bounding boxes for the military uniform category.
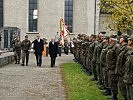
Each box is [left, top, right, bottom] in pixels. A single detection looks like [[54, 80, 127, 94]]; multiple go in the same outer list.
[[96, 41, 104, 84], [106, 43, 120, 100], [86, 40, 96, 75], [115, 43, 128, 100], [12, 38, 21, 64], [91, 41, 98, 81], [124, 47, 133, 100], [100, 44, 111, 95], [64, 39, 69, 55], [58, 40, 62, 56], [21, 35, 31, 66]]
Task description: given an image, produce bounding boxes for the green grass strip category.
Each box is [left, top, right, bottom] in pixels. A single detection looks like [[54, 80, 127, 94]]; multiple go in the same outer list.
[[61, 63, 123, 100]]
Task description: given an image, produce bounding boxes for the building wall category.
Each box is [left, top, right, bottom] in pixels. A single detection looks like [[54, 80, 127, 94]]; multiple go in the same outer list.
[[3, 0, 28, 40], [99, 14, 115, 35], [73, 0, 88, 34], [94, 0, 100, 34], [4, 0, 64, 41], [86, 0, 95, 34], [38, 0, 64, 41]]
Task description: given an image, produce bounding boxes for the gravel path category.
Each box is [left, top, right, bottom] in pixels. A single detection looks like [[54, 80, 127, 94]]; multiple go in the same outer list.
[[0, 53, 74, 100]]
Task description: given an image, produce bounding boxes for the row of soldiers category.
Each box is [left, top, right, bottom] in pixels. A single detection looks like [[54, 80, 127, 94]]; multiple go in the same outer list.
[[73, 33, 133, 100]]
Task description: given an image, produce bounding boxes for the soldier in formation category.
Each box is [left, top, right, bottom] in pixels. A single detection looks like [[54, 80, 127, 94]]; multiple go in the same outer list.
[[73, 33, 133, 100]]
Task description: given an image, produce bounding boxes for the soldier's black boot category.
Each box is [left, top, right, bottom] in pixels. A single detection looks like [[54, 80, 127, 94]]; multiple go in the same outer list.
[[112, 93, 118, 100], [96, 79, 103, 85], [88, 71, 92, 76], [103, 88, 111, 96]]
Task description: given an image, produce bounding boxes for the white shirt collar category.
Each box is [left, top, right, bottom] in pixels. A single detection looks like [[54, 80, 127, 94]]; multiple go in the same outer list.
[[37, 39, 40, 42]]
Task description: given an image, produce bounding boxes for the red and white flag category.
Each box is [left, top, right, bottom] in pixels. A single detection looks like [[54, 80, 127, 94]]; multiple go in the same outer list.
[[60, 17, 70, 45]]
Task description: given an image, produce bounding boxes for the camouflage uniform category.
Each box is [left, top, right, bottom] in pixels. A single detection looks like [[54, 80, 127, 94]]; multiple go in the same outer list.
[[96, 41, 104, 84], [124, 47, 133, 100], [64, 39, 69, 55], [85, 41, 92, 74], [91, 41, 98, 81], [100, 44, 111, 95], [77, 40, 82, 63], [58, 41, 62, 56], [73, 39, 78, 60], [82, 41, 89, 69], [21, 36, 31, 66], [12, 38, 21, 64], [106, 43, 120, 100], [115, 43, 128, 100], [86, 39, 97, 75]]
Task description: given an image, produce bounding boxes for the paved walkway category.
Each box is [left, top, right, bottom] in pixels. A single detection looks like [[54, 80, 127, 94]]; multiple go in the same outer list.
[[0, 53, 74, 100]]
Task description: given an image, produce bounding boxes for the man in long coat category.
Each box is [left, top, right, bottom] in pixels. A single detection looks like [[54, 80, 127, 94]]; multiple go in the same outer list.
[[49, 38, 58, 67]]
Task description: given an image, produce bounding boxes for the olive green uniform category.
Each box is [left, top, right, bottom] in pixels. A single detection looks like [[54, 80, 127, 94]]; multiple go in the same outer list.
[[21, 39, 31, 65], [12, 38, 21, 64]]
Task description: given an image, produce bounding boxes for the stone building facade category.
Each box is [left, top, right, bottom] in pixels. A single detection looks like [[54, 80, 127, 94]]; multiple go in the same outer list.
[[3, 0, 114, 42], [3, 0, 64, 41]]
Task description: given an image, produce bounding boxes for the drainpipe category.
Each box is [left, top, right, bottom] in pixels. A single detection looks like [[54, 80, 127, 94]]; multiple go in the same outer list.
[[94, 0, 96, 34]]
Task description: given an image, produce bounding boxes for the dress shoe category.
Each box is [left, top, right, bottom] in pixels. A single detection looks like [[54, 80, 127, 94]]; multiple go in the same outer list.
[[103, 90, 111, 96], [26, 63, 28, 66]]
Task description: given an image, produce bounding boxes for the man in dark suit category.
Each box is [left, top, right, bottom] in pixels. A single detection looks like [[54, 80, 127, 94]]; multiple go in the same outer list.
[[49, 38, 58, 67], [33, 34, 44, 67]]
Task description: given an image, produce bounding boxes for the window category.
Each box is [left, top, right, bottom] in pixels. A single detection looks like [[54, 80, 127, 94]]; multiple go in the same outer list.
[[65, 0, 73, 33], [28, 0, 38, 32]]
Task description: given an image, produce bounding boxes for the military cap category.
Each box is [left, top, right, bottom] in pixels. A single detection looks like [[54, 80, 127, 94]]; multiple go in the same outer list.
[[110, 34, 117, 38], [121, 34, 129, 43], [25, 35, 28, 38], [78, 34, 81, 37], [111, 38, 118, 43], [91, 34, 96, 39], [128, 35, 133, 41], [100, 32, 106, 34], [103, 35, 110, 40]]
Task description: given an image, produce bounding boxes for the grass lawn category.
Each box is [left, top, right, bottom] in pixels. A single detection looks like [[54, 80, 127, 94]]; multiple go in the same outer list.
[[61, 63, 123, 100]]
